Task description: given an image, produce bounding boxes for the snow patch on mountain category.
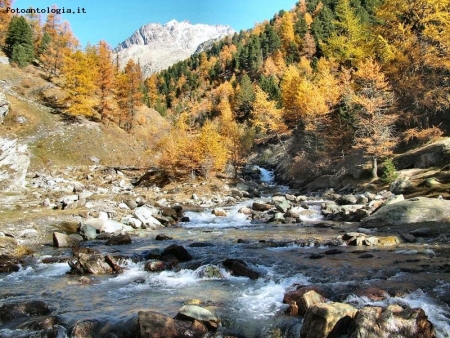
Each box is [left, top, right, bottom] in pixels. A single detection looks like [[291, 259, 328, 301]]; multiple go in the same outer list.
[[113, 20, 235, 77]]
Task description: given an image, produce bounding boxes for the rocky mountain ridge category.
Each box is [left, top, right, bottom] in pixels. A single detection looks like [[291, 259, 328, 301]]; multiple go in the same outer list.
[[113, 19, 235, 77]]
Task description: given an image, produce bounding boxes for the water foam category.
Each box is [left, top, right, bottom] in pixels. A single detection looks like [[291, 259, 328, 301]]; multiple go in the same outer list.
[[183, 203, 252, 228], [235, 273, 310, 319]]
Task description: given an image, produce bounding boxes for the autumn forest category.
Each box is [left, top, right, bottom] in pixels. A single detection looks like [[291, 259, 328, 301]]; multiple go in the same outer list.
[[2, 0, 449, 182]]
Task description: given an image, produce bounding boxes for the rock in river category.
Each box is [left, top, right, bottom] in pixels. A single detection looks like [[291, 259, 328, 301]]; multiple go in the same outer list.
[[360, 197, 450, 229]]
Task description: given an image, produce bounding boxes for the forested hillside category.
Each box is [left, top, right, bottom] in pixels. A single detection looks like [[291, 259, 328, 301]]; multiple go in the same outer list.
[[2, 0, 449, 184]]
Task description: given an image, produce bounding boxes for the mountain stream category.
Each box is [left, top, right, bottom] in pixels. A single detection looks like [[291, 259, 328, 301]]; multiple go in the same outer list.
[[1, 168, 450, 337]]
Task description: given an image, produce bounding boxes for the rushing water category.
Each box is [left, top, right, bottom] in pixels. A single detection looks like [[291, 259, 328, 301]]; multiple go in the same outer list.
[[1, 168, 450, 337]]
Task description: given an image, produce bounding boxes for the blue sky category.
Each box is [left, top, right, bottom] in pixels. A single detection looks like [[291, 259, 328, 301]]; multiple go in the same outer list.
[[13, 0, 298, 48]]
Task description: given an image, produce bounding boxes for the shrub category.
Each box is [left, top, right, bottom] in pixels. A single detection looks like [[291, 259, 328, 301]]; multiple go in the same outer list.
[[382, 158, 398, 184]]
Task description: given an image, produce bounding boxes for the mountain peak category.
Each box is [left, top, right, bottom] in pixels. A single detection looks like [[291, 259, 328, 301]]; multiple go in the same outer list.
[[164, 19, 191, 26], [113, 21, 234, 77]]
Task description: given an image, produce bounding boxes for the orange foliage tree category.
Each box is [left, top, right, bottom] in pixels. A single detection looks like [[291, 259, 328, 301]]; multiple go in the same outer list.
[[351, 59, 398, 178], [40, 11, 78, 78], [376, 0, 450, 124], [61, 48, 97, 118], [0, 0, 13, 47], [115, 59, 143, 131], [251, 85, 287, 138], [157, 113, 228, 178], [96, 40, 115, 121]]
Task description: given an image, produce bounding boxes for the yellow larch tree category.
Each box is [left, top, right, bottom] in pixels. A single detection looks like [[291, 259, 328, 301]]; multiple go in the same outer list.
[[115, 59, 143, 131], [252, 85, 287, 137], [279, 11, 296, 51], [321, 0, 372, 67], [0, 0, 13, 47], [197, 120, 228, 177], [62, 49, 97, 118], [145, 74, 160, 107], [218, 98, 254, 177], [351, 58, 398, 178], [96, 40, 116, 122], [376, 0, 450, 117], [41, 13, 78, 78]]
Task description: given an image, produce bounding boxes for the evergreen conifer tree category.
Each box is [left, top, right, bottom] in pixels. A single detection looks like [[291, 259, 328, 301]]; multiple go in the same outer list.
[[5, 16, 34, 66]]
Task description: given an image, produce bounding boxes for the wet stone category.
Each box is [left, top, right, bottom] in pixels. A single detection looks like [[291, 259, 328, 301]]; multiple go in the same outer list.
[[324, 248, 345, 255]]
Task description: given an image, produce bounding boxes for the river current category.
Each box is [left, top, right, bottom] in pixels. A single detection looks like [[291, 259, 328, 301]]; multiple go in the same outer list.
[[1, 169, 450, 337]]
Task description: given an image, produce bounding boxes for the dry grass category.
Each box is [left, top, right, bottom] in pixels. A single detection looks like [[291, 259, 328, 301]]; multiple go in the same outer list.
[[1, 63, 158, 170]]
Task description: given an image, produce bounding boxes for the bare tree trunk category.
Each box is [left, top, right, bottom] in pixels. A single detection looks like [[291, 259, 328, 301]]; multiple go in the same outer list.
[[372, 156, 378, 179], [276, 133, 286, 152]]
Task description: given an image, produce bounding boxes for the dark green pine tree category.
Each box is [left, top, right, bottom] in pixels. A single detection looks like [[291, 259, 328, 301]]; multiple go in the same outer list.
[[261, 24, 281, 58], [38, 31, 51, 57], [5, 16, 34, 67], [235, 74, 255, 121], [259, 74, 281, 106], [311, 4, 336, 55], [248, 35, 263, 73], [295, 16, 308, 38]]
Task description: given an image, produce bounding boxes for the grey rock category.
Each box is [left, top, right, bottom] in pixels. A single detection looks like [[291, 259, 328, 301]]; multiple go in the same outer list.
[[235, 182, 250, 191], [349, 304, 435, 338], [275, 200, 291, 213], [337, 194, 357, 205], [137, 311, 208, 337], [176, 305, 219, 330], [0, 92, 9, 122], [83, 218, 124, 233], [301, 302, 358, 338], [390, 176, 413, 194], [360, 197, 450, 228], [79, 224, 97, 240], [252, 202, 272, 211], [212, 207, 227, 217], [53, 232, 81, 248], [0, 236, 18, 256], [134, 205, 163, 228], [124, 199, 137, 210], [114, 20, 234, 77], [196, 265, 225, 279], [0, 56, 9, 65]]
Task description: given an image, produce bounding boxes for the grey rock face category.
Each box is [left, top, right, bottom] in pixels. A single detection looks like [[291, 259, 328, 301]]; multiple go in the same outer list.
[[0, 92, 8, 122], [360, 197, 450, 228], [0, 138, 30, 191], [113, 20, 234, 77]]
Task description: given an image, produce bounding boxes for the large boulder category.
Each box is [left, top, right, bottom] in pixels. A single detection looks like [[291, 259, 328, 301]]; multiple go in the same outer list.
[[0, 301, 51, 324], [283, 288, 327, 316], [0, 138, 30, 192], [0, 235, 19, 256], [68, 252, 122, 274], [176, 305, 219, 330], [360, 197, 450, 229], [53, 232, 82, 248], [134, 205, 163, 229], [222, 259, 260, 280], [349, 304, 436, 338], [394, 138, 450, 169], [82, 218, 125, 233], [300, 302, 358, 338], [0, 255, 21, 272], [162, 244, 192, 262], [136, 311, 208, 338]]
